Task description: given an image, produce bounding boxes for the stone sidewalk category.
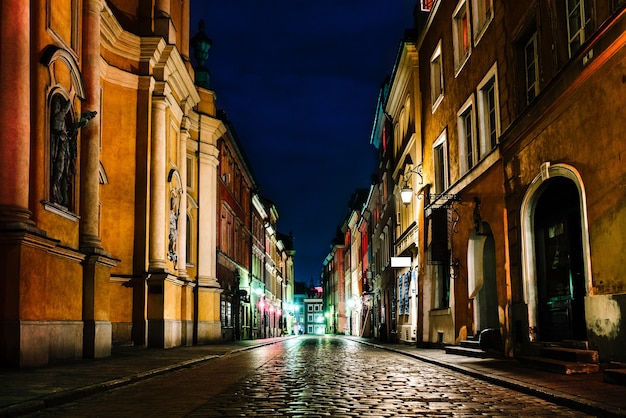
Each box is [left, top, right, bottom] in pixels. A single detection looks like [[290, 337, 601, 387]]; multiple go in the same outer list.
[[1, 335, 625, 417], [355, 337, 626, 417]]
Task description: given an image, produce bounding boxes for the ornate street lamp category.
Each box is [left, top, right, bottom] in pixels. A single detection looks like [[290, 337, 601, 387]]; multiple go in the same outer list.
[[400, 186, 414, 205], [190, 20, 212, 89], [399, 163, 423, 205]]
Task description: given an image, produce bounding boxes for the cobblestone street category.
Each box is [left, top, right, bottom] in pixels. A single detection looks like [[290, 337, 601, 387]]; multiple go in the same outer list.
[[24, 336, 591, 417]]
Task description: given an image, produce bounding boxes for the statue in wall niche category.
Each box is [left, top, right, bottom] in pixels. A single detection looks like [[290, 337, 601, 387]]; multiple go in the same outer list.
[[167, 189, 180, 267], [50, 95, 72, 206], [49, 94, 97, 207]]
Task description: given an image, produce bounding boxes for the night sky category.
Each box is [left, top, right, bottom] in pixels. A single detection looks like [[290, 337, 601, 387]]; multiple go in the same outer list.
[[190, 1, 416, 285]]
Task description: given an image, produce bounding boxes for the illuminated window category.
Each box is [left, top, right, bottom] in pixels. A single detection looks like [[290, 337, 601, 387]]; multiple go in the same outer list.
[[430, 41, 444, 110], [458, 98, 476, 174], [477, 64, 500, 156], [433, 130, 449, 194], [452, 0, 471, 72], [524, 33, 540, 104], [221, 300, 232, 327], [421, 0, 435, 11], [471, 0, 493, 42]]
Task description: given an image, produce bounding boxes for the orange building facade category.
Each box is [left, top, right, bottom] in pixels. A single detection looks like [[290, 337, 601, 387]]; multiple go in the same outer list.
[[0, 1, 292, 368]]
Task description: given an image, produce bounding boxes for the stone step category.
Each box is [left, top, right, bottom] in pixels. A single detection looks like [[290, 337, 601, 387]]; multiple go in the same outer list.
[[540, 346, 599, 364], [460, 339, 481, 349], [604, 368, 626, 386], [517, 355, 600, 375], [445, 345, 490, 359]]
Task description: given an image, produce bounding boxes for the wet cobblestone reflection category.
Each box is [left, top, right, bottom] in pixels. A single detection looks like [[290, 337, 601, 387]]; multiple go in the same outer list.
[[187, 337, 590, 417]]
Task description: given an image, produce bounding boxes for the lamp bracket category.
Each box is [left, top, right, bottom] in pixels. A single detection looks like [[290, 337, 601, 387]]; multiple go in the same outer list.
[[404, 163, 423, 185]]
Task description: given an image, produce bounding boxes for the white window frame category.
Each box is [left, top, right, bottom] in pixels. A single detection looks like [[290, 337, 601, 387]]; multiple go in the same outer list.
[[524, 33, 540, 104], [457, 96, 477, 174], [477, 63, 500, 158], [452, 0, 471, 73], [471, 0, 494, 45], [566, 0, 586, 57], [433, 130, 449, 194], [430, 40, 444, 111], [420, 0, 435, 11]]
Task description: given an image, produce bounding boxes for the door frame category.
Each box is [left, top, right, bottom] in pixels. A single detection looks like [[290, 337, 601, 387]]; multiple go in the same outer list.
[[520, 163, 592, 342]]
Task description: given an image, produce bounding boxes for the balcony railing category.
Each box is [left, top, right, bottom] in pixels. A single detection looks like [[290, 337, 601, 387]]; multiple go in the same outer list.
[[395, 221, 418, 256]]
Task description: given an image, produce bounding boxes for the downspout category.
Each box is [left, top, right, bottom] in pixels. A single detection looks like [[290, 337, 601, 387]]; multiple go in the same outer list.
[[193, 118, 201, 345]]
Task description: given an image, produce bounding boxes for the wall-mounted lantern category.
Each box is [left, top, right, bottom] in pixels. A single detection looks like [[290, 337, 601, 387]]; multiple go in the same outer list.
[[400, 163, 423, 205]]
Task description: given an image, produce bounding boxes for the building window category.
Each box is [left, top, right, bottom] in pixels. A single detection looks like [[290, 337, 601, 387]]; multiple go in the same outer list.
[[458, 97, 476, 174], [186, 155, 194, 189], [421, 0, 435, 11], [471, 0, 493, 43], [477, 64, 500, 157], [566, 0, 586, 57], [435, 263, 451, 308], [308, 305, 313, 312], [221, 300, 232, 327], [433, 131, 449, 194], [430, 41, 444, 110], [430, 207, 450, 308], [308, 314, 313, 322], [524, 33, 540, 104], [452, 0, 471, 72], [186, 214, 193, 265]]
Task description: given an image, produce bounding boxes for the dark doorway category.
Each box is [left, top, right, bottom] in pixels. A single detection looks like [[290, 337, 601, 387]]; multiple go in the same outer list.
[[534, 178, 586, 341], [476, 225, 499, 331]]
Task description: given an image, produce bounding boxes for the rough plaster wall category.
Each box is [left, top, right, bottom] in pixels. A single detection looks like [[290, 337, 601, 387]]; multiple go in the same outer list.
[[586, 294, 626, 362]]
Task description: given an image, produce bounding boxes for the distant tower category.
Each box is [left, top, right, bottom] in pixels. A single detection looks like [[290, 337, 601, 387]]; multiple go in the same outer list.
[[190, 20, 212, 89]]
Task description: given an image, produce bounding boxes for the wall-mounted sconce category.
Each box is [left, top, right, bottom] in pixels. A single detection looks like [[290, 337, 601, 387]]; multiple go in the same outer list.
[[400, 163, 423, 205]]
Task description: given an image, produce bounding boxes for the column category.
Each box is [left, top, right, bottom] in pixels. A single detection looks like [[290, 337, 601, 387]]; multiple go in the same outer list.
[[177, 126, 189, 277], [155, 0, 174, 44], [81, 0, 119, 359], [149, 98, 168, 270], [181, 0, 190, 61], [197, 142, 219, 287], [195, 114, 222, 343], [80, 0, 103, 250], [0, 0, 31, 226]]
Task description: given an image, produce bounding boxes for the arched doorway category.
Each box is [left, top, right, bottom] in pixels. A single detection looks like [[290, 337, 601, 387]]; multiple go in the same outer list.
[[468, 224, 498, 333], [533, 177, 586, 341], [521, 164, 592, 343]]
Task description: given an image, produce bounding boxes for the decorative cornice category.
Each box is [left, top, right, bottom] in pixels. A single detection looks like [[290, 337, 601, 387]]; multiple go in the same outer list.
[[100, 4, 142, 63]]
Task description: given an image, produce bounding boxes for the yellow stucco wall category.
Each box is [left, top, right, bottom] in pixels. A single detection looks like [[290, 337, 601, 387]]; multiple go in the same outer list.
[[100, 80, 139, 275], [514, 51, 626, 296], [19, 246, 82, 321]]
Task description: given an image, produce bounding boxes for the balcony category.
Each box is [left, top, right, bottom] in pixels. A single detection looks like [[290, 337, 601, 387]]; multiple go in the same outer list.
[[395, 221, 418, 256]]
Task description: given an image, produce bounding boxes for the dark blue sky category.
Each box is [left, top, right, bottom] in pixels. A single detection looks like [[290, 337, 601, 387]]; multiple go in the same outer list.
[[190, 1, 416, 284]]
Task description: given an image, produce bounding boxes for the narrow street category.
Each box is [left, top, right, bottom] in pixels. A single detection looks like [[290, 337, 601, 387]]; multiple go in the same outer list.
[[25, 336, 590, 417]]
